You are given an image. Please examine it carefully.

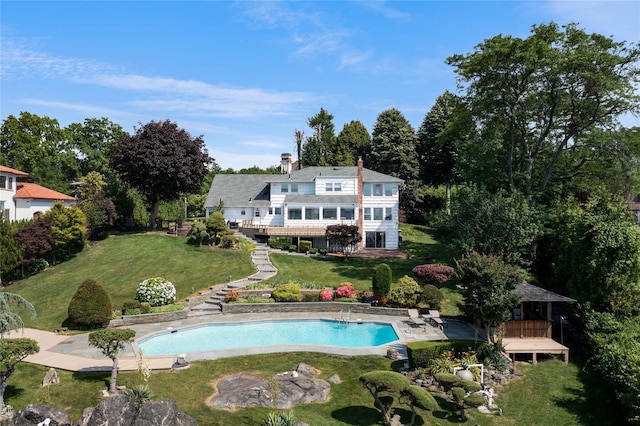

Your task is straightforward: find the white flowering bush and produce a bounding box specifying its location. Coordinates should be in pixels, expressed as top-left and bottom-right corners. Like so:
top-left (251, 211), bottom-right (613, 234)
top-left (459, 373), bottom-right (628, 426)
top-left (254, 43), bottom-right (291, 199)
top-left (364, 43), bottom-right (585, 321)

top-left (135, 277), bottom-right (176, 307)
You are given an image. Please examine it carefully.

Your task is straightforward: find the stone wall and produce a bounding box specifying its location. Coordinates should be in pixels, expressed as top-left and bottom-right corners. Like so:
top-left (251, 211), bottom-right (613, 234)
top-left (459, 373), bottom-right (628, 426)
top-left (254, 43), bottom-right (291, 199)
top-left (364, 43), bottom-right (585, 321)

top-left (221, 301), bottom-right (407, 316)
top-left (108, 308), bottom-right (188, 327)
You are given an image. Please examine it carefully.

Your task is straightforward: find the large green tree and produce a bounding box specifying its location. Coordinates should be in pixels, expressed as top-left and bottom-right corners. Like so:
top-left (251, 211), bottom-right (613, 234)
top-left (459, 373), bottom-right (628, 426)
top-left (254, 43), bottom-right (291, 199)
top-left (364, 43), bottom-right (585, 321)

top-left (447, 22), bottom-right (640, 200)
top-left (109, 119), bottom-right (213, 228)
top-left (45, 203), bottom-right (87, 262)
top-left (370, 108), bottom-right (419, 181)
top-left (301, 108), bottom-right (338, 166)
top-left (0, 338), bottom-right (39, 412)
top-left (66, 117), bottom-right (126, 179)
top-left (417, 91), bottom-right (476, 212)
top-left (88, 328), bottom-right (136, 393)
top-left (0, 112), bottom-right (77, 193)
top-left (0, 218), bottom-right (22, 284)
top-left (455, 252), bottom-right (525, 344)
top-left (336, 120), bottom-right (371, 166)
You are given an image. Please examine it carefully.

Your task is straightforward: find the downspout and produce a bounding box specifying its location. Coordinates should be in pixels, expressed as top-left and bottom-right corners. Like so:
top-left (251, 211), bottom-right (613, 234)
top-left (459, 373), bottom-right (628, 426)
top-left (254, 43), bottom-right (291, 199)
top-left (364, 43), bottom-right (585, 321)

top-left (357, 157), bottom-right (364, 250)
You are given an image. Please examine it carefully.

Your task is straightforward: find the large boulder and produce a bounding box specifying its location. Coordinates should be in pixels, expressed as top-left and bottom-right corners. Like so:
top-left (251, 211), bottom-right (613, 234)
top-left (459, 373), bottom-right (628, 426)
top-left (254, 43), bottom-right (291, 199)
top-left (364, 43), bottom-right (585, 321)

top-left (77, 394), bottom-right (197, 426)
top-left (5, 404), bottom-right (72, 426)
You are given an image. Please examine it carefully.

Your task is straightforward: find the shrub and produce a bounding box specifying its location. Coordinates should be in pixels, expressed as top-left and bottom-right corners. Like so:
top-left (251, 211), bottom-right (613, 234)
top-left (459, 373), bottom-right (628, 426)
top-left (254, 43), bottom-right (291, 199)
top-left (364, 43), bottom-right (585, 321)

top-left (389, 275), bottom-right (422, 307)
top-left (135, 277), bottom-right (176, 307)
top-left (122, 301), bottom-right (142, 315)
top-left (429, 351), bottom-right (457, 375)
top-left (421, 284), bottom-right (444, 310)
top-left (268, 237), bottom-right (293, 250)
top-left (318, 248), bottom-right (328, 255)
top-left (406, 340), bottom-right (478, 368)
top-left (464, 393), bottom-right (487, 407)
top-left (220, 235), bottom-right (238, 248)
top-left (288, 245), bottom-right (297, 252)
top-left (68, 279), bottom-right (113, 327)
top-left (25, 258), bottom-right (49, 274)
top-left (149, 304), bottom-right (184, 313)
top-left (299, 240), bottom-right (312, 253)
top-left (309, 247), bottom-right (318, 255)
top-left (272, 283), bottom-right (302, 302)
top-left (434, 372), bottom-right (461, 390)
top-left (303, 293), bottom-right (320, 302)
top-left (336, 283), bottom-right (356, 298)
top-left (372, 263), bottom-right (392, 303)
top-left (319, 289), bottom-right (334, 301)
top-left (140, 302), bottom-right (151, 314)
top-left (461, 380), bottom-right (482, 393)
top-left (246, 297), bottom-right (275, 303)
top-left (412, 263), bottom-right (454, 287)
top-left (225, 289), bottom-right (239, 302)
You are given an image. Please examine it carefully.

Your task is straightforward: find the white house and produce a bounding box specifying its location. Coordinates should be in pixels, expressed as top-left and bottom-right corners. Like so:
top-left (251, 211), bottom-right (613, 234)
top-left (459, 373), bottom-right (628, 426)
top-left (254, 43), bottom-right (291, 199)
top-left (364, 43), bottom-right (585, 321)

top-left (0, 165), bottom-right (76, 221)
top-left (204, 157), bottom-right (403, 250)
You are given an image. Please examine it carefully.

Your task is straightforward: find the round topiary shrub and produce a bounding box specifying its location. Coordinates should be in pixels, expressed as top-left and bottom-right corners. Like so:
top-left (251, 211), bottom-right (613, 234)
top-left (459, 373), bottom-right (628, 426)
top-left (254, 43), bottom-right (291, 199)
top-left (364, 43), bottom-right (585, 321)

top-left (464, 393), bottom-right (487, 407)
top-left (421, 284), bottom-right (444, 310)
top-left (135, 277), bottom-right (176, 307)
top-left (320, 288), bottom-right (334, 301)
top-left (272, 282), bottom-right (302, 302)
top-left (68, 279), bottom-right (113, 327)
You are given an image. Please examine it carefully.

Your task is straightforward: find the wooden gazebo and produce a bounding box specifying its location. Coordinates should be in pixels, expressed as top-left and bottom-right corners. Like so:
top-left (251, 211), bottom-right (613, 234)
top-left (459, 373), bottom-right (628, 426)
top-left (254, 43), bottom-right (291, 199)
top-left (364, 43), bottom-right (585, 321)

top-left (503, 283), bottom-right (576, 363)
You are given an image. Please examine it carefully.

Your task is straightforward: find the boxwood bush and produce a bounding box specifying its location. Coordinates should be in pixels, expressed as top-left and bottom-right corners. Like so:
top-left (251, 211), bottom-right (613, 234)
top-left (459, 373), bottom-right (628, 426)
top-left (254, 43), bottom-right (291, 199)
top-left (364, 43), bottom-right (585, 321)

top-left (68, 279), bottom-right (113, 327)
top-left (406, 340), bottom-right (479, 368)
top-left (272, 282), bottom-right (302, 302)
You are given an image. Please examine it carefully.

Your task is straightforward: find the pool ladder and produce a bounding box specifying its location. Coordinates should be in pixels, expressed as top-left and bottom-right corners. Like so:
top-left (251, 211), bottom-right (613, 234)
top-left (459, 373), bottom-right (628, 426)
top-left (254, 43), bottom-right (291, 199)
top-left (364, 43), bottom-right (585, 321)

top-left (336, 309), bottom-right (351, 324)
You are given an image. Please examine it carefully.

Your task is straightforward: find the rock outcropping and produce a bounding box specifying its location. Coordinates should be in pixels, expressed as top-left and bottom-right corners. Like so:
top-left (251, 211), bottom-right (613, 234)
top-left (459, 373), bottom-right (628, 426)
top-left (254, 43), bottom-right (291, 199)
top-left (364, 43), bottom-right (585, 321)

top-left (210, 363), bottom-right (331, 410)
top-left (6, 395), bottom-right (197, 426)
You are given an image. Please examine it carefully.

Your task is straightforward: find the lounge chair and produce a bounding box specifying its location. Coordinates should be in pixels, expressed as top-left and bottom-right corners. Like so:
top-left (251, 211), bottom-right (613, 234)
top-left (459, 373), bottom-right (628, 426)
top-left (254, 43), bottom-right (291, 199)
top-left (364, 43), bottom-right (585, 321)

top-left (423, 310), bottom-right (445, 328)
top-left (407, 309), bottom-right (427, 329)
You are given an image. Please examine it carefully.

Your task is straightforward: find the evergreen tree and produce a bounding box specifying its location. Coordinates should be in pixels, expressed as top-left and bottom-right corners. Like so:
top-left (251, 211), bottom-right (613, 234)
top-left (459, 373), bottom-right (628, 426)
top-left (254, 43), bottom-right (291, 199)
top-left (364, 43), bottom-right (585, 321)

top-left (370, 108), bottom-right (419, 181)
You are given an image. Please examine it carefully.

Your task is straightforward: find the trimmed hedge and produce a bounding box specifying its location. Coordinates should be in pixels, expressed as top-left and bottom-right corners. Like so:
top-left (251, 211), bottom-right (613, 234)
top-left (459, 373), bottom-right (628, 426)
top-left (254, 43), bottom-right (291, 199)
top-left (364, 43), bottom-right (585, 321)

top-left (406, 340), bottom-right (479, 368)
top-left (268, 237), bottom-right (293, 250)
top-left (272, 282), bottom-right (302, 302)
top-left (299, 240), bottom-right (312, 253)
top-left (68, 279), bottom-right (113, 327)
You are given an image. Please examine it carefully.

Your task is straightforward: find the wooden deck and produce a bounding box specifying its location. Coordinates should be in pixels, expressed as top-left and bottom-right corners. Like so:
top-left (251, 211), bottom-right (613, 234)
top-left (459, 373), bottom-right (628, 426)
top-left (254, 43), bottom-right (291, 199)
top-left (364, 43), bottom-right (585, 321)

top-left (503, 337), bottom-right (569, 364)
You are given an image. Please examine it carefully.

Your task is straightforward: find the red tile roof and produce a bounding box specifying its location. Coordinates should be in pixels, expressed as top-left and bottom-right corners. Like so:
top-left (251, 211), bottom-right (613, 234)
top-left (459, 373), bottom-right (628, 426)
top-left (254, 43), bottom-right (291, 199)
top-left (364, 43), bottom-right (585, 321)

top-left (0, 165), bottom-right (29, 176)
top-left (15, 182), bottom-right (75, 201)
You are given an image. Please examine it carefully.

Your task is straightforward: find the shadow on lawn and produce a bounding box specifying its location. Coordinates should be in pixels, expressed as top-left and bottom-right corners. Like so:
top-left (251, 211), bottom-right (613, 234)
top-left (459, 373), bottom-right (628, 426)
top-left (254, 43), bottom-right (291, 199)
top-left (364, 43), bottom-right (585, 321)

top-left (551, 366), bottom-right (626, 426)
top-left (332, 406), bottom-right (428, 425)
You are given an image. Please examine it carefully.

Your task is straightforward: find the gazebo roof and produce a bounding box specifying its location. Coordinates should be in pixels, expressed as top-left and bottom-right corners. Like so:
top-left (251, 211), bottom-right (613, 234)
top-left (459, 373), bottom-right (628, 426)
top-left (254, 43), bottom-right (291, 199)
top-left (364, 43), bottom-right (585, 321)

top-left (514, 283), bottom-right (576, 303)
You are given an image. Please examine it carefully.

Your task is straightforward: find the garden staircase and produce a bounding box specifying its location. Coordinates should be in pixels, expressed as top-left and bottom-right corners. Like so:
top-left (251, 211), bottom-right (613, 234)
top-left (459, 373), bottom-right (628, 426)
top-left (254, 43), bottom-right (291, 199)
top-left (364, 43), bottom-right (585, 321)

top-left (188, 237), bottom-right (277, 316)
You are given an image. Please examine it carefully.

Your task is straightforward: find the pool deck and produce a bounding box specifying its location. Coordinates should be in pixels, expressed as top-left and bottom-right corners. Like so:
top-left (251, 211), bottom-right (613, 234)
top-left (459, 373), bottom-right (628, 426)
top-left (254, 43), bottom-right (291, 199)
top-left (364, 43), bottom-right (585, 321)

top-left (4, 312), bottom-right (481, 373)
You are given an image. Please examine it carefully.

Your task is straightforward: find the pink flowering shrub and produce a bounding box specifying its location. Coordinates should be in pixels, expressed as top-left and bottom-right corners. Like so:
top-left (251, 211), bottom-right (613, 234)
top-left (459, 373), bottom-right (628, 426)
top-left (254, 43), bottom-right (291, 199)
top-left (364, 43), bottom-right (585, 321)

top-left (319, 289), bottom-right (334, 301)
top-left (412, 264), bottom-right (454, 287)
top-left (335, 283), bottom-right (356, 298)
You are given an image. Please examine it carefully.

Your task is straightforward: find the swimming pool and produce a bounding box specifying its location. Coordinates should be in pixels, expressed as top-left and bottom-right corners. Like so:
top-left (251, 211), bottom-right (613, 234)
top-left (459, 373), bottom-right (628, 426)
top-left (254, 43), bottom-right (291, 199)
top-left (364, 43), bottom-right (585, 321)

top-left (137, 319), bottom-right (399, 356)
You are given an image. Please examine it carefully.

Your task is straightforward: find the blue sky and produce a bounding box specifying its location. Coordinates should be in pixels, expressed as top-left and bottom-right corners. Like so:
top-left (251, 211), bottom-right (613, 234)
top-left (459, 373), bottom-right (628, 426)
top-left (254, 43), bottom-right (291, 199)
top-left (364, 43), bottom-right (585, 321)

top-left (2, 1), bottom-right (639, 170)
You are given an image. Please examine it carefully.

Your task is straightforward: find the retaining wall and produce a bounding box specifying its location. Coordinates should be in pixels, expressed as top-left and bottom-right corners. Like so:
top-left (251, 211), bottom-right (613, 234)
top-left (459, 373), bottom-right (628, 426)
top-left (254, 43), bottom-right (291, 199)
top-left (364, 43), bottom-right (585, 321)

top-left (221, 301), bottom-right (407, 316)
top-left (108, 308), bottom-right (188, 327)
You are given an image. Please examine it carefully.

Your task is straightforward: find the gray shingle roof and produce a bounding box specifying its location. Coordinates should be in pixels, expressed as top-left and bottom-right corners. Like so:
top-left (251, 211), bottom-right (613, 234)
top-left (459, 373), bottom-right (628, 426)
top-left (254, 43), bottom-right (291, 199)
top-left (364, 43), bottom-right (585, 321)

top-left (205, 174), bottom-right (278, 208)
top-left (268, 166), bottom-right (403, 183)
top-left (513, 283), bottom-right (576, 303)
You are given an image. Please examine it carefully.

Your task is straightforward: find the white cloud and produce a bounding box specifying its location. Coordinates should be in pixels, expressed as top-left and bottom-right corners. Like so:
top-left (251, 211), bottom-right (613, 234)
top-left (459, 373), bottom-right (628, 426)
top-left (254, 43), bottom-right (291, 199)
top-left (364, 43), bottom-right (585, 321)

top-left (358, 1), bottom-right (411, 20)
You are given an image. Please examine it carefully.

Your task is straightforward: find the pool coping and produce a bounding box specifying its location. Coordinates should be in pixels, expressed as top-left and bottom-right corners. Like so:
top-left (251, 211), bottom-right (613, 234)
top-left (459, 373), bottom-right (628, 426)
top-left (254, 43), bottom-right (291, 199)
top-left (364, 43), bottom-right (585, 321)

top-left (133, 317), bottom-right (406, 361)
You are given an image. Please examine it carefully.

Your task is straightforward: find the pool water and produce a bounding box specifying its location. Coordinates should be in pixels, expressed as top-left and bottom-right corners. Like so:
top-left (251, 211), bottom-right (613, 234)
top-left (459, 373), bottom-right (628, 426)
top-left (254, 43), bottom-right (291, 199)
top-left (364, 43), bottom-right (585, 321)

top-left (138, 319), bottom-right (399, 356)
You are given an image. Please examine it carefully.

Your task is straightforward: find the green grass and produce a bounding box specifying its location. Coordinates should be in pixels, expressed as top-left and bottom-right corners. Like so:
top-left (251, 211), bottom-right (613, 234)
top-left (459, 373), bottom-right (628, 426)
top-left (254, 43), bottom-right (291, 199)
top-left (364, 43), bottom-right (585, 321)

top-left (6, 356), bottom-right (619, 425)
top-left (2, 233), bottom-right (255, 330)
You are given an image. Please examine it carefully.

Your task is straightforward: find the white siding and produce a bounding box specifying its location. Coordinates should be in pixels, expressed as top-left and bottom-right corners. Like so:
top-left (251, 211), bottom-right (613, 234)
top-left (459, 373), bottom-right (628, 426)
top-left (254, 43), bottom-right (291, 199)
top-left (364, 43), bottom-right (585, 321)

top-left (14, 199), bottom-right (74, 221)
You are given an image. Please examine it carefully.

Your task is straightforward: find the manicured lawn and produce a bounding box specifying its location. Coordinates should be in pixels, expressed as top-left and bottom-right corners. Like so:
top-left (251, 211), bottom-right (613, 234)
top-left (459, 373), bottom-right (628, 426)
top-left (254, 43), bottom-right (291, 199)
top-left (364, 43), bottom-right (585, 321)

top-left (6, 356), bottom-right (619, 425)
top-left (2, 233), bottom-right (255, 330)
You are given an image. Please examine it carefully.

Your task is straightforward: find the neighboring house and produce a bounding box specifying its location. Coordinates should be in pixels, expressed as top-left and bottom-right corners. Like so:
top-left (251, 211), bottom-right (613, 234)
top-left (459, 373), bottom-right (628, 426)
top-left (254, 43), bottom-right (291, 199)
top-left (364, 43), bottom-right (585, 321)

top-left (204, 157), bottom-right (403, 250)
top-left (0, 165), bottom-right (76, 221)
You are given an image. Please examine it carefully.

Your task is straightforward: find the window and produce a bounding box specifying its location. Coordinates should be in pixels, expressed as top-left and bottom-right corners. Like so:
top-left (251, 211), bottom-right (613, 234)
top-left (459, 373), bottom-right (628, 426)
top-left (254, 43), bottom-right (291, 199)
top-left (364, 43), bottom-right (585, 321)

top-left (268, 207), bottom-right (273, 215)
top-left (274, 207), bottom-right (282, 215)
top-left (365, 232), bottom-right (386, 248)
top-left (363, 184), bottom-right (371, 196)
top-left (305, 207), bottom-right (319, 220)
top-left (384, 184), bottom-right (393, 196)
top-left (241, 209), bottom-right (246, 215)
top-left (364, 207), bottom-right (371, 221)
top-left (8, 177), bottom-right (13, 190)
top-left (288, 208), bottom-right (302, 220)
top-left (334, 182), bottom-right (341, 192)
top-left (340, 207), bottom-right (354, 220)
top-left (323, 207), bottom-right (337, 219)
top-left (0, 176), bottom-right (6, 189)
top-left (291, 183), bottom-right (298, 193)
top-left (281, 184), bottom-right (288, 193)
top-left (385, 207), bottom-right (393, 221)
top-left (325, 183), bottom-right (333, 192)
top-left (255, 210), bottom-right (260, 217)
top-left (373, 208), bottom-right (383, 220)
top-left (373, 184), bottom-right (383, 196)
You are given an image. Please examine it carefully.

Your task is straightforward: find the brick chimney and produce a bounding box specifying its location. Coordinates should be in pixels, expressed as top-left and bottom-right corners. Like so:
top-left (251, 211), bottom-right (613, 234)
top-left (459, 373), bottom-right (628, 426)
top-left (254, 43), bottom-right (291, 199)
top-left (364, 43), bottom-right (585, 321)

top-left (357, 156), bottom-right (364, 249)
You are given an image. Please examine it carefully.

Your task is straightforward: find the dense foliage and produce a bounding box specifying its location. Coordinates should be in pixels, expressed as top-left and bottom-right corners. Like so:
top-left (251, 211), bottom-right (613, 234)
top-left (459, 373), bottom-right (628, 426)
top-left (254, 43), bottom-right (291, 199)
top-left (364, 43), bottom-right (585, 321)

top-left (0, 292), bottom-right (36, 335)
top-left (372, 263), bottom-right (392, 303)
top-left (0, 338), bottom-right (39, 412)
top-left (135, 277), bottom-right (177, 307)
top-left (88, 328), bottom-right (136, 392)
top-left (411, 263), bottom-right (454, 287)
top-left (67, 279), bottom-right (113, 327)
top-left (325, 224), bottom-right (361, 258)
